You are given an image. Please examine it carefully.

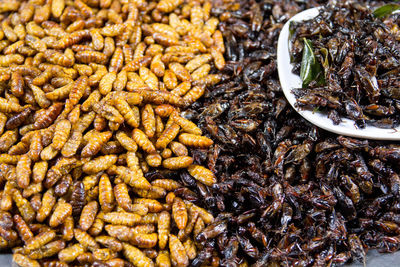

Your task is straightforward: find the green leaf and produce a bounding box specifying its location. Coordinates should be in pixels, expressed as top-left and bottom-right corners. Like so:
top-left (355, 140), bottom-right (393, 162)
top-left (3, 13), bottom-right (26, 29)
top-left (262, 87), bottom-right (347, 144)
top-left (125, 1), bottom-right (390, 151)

top-left (373, 4), bottom-right (400, 18)
top-left (300, 38), bottom-right (325, 88)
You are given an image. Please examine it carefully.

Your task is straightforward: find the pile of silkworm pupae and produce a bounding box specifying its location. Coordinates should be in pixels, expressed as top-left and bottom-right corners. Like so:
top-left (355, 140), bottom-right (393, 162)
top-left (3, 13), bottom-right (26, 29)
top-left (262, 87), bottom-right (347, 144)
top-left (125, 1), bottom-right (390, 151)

top-left (0, 0), bottom-right (226, 266)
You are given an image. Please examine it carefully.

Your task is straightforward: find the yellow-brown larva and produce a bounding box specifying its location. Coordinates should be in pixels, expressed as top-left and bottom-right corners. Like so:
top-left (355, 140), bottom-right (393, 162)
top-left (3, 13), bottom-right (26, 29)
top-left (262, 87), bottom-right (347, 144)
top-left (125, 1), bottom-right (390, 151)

top-left (99, 72), bottom-right (117, 96)
top-left (133, 185), bottom-right (166, 200)
top-left (36, 188), bottom-right (56, 222)
top-left (169, 62), bottom-right (192, 82)
top-left (68, 104), bottom-right (81, 125)
top-left (155, 115), bottom-right (164, 138)
top-left (74, 228), bottom-right (99, 251)
top-left (182, 84), bottom-right (206, 104)
top-left (4, 40), bottom-right (24, 56)
top-left (172, 111), bottom-right (202, 135)
top-left (92, 248), bottom-right (117, 261)
top-left (0, 130), bottom-right (18, 153)
top-left (178, 133), bottom-right (213, 148)
top-left (155, 104), bottom-right (175, 118)
top-left (95, 235), bottom-right (123, 252)
top-left (114, 70), bottom-right (128, 91)
top-left (74, 64), bottom-right (93, 77)
top-left (123, 44), bottom-right (134, 63)
top-left (185, 54), bottom-right (212, 73)
top-left (123, 56), bottom-right (152, 72)
top-left (109, 47), bottom-right (124, 73)
top-left (13, 253), bottom-right (40, 267)
top-left (89, 64), bottom-right (108, 86)
top-left (25, 34), bottom-right (47, 53)
top-left (157, 0), bottom-right (184, 13)
top-left (27, 240), bottom-right (67, 260)
top-left (112, 165), bottom-right (150, 190)
top-left (156, 250), bottom-right (171, 267)
top-left (129, 204), bottom-right (149, 217)
top-left (194, 73), bottom-right (222, 87)
top-left (123, 243), bottom-right (154, 267)
top-left (155, 123), bottom-right (180, 149)
top-left (99, 174), bottom-right (114, 213)
top-left (132, 129), bottom-right (156, 154)
top-left (25, 230), bottom-right (57, 253)
top-left (58, 243), bottom-right (85, 263)
top-left (81, 131), bottom-right (112, 158)
top-left (51, 0), bottom-right (65, 18)
top-left (183, 238), bottom-right (197, 260)
top-left (134, 198), bottom-right (163, 213)
top-left (145, 153), bottom-right (162, 168)
top-left (49, 201), bottom-right (72, 228)
top-left (213, 30), bottom-right (225, 53)
top-left (153, 33), bottom-right (180, 48)
top-left (69, 75), bottom-right (88, 106)
top-left (0, 113), bottom-right (7, 135)
top-left (210, 45), bottom-right (226, 70)
top-left (45, 83), bottom-right (72, 101)
top-left (131, 233), bottom-right (158, 249)
top-left (150, 53), bottom-right (165, 77)
top-left (191, 63), bottom-right (211, 80)
top-left (113, 183), bottom-right (134, 213)
top-left (161, 148), bottom-right (172, 159)
top-left (152, 23), bottom-right (180, 40)
top-left (13, 214), bottom-right (34, 243)
top-left (9, 141), bottom-right (29, 156)
top-left (116, 131), bottom-right (138, 152)
top-left (178, 210), bottom-right (199, 241)
top-left (44, 49), bottom-right (75, 67)
top-left (92, 103), bottom-right (124, 124)
top-left (79, 201), bottom-right (99, 231)
top-left (113, 99), bottom-right (140, 128)
top-left (163, 156), bottom-right (193, 170)
top-left (32, 161), bottom-right (48, 183)
top-left (82, 155), bottom-right (118, 174)
top-left (90, 29), bottom-right (104, 51)
top-left (100, 24), bottom-right (125, 37)
top-left (103, 212), bottom-right (142, 227)
top-left (139, 66), bottom-right (159, 91)
top-left (169, 141), bottom-right (188, 157)
top-left (52, 119), bottom-right (71, 150)
top-left (0, 98), bottom-right (24, 113)
top-left (103, 36), bottom-right (115, 58)
top-left (145, 44), bottom-right (164, 57)
top-left (187, 165), bottom-right (217, 186)
top-left (163, 69), bottom-right (178, 90)
top-left (169, 234), bottom-right (189, 267)
top-left (88, 217), bottom-right (104, 237)
top-left (167, 81), bottom-right (191, 98)
top-left (75, 51), bottom-right (107, 64)
top-left (16, 154), bottom-right (31, 189)
top-left (62, 216), bottom-right (75, 241)
top-left (133, 42), bottom-right (147, 60)
top-left (172, 197), bottom-right (188, 230)
top-left (141, 104), bottom-right (156, 139)
top-left (157, 211), bottom-right (170, 250)
top-left (105, 225), bottom-right (134, 242)
top-left (61, 130), bottom-right (83, 158)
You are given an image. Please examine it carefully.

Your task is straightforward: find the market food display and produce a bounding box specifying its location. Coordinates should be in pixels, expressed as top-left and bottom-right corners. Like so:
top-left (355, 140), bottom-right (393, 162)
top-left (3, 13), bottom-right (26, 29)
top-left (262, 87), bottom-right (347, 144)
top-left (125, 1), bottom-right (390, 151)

top-left (0, 0), bottom-right (399, 266)
top-left (290, 2), bottom-right (400, 129)
top-left (0, 0), bottom-right (224, 266)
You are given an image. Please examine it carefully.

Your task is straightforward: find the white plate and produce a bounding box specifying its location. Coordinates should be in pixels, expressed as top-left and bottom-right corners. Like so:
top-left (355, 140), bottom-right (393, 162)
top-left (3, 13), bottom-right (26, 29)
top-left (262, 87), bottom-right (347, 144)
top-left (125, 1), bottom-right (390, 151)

top-left (277, 7), bottom-right (400, 140)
